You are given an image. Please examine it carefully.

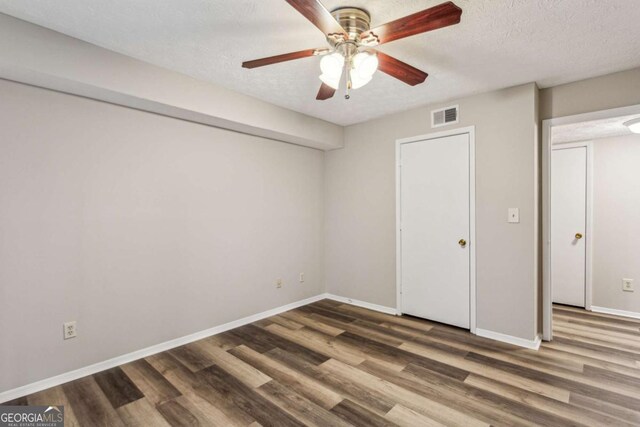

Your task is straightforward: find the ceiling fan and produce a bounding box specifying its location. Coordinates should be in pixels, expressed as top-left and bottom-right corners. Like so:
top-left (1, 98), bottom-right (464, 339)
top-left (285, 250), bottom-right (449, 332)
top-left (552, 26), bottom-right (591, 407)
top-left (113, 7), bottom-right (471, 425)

top-left (242, 0), bottom-right (462, 100)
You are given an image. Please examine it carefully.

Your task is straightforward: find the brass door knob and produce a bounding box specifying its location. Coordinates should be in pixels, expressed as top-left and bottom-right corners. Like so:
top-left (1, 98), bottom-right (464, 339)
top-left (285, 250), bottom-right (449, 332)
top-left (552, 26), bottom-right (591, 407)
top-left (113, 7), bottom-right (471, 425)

top-left (458, 239), bottom-right (467, 247)
top-left (575, 233), bottom-right (583, 240)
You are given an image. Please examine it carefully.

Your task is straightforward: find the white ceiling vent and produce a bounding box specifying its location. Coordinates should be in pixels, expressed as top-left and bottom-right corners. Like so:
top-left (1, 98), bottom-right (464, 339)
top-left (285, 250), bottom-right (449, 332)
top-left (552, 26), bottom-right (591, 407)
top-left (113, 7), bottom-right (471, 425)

top-left (432, 105), bottom-right (459, 128)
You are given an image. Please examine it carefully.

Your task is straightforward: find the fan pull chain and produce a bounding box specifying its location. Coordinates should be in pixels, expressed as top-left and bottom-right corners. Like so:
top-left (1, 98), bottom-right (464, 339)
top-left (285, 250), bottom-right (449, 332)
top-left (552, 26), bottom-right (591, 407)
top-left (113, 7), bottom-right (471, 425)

top-left (345, 59), bottom-right (352, 100)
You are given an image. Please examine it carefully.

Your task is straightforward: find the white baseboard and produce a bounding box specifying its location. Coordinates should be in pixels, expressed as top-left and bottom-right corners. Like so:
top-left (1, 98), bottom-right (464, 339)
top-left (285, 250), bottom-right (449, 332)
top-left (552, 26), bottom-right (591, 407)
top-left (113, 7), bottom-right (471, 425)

top-left (324, 293), bottom-right (398, 316)
top-left (0, 294), bottom-right (326, 404)
top-left (326, 295), bottom-right (544, 351)
top-left (476, 328), bottom-right (542, 350)
top-left (591, 306), bottom-right (640, 320)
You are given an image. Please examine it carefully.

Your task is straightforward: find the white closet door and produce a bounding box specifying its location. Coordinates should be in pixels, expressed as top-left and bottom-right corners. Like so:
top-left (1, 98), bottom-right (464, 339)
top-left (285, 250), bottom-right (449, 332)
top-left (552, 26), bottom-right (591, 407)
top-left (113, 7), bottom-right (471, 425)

top-left (552, 146), bottom-right (587, 307)
top-left (400, 133), bottom-right (470, 329)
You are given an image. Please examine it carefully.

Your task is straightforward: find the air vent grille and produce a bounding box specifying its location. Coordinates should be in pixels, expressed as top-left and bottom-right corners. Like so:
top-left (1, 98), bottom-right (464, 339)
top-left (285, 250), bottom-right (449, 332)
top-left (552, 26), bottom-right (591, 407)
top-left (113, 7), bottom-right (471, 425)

top-left (432, 105), bottom-right (459, 128)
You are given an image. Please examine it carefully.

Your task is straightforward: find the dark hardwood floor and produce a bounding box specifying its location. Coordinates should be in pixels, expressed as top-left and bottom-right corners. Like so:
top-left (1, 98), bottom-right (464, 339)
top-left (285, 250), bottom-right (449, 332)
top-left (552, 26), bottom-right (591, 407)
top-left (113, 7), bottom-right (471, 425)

top-left (3, 301), bottom-right (640, 426)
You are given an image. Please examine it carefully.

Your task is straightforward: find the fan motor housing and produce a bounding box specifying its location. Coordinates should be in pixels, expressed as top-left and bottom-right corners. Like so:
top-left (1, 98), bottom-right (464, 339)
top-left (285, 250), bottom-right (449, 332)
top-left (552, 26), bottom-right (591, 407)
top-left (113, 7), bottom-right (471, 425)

top-left (329, 7), bottom-right (371, 45)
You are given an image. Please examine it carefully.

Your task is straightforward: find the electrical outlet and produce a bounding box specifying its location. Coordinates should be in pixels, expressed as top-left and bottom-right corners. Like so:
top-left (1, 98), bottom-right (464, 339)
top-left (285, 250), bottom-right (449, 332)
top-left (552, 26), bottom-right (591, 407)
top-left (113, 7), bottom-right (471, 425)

top-left (63, 321), bottom-right (77, 340)
top-left (623, 278), bottom-right (634, 292)
top-left (299, 273), bottom-right (305, 283)
top-left (276, 278), bottom-right (283, 289)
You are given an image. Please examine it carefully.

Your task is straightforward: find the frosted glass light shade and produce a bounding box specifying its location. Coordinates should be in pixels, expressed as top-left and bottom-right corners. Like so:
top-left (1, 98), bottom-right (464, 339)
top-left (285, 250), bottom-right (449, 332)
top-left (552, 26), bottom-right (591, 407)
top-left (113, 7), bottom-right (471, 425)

top-left (320, 53), bottom-right (345, 78)
top-left (353, 52), bottom-right (379, 78)
top-left (350, 71), bottom-right (372, 89)
top-left (319, 73), bottom-right (341, 90)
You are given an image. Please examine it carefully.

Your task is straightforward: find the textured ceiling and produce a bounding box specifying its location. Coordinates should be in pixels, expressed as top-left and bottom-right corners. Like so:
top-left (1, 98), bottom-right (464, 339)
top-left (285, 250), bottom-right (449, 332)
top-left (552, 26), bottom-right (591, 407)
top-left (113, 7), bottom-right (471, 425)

top-left (552, 114), bottom-right (640, 144)
top-left (1, 0), bottom-right (639, 126)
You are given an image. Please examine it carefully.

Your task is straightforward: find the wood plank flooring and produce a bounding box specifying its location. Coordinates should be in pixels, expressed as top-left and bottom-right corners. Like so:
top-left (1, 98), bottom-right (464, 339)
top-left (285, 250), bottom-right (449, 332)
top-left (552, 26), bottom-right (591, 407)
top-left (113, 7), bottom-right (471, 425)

top-left (3, 302), bottom-right (640, 426)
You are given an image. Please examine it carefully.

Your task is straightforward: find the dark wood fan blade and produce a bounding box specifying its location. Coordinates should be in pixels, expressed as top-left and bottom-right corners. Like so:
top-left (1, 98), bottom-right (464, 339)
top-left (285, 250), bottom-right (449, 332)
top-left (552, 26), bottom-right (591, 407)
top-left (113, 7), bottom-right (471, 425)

top-left (242, 49), bottom-right (321, 69)
top-left (362, 1), bottom-right (462, 45)
top-left (285, 0), bottom-right (347, 37)
top-left (376, 51), bottom-right (428, 86)
top-left (316, 83), bottom-right (336, 100)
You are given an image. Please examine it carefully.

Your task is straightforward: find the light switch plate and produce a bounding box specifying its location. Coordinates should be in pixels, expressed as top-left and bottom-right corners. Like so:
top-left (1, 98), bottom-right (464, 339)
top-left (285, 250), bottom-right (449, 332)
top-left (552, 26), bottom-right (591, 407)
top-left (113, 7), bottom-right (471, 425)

top-left (508, 208), bottom-right (520, 223)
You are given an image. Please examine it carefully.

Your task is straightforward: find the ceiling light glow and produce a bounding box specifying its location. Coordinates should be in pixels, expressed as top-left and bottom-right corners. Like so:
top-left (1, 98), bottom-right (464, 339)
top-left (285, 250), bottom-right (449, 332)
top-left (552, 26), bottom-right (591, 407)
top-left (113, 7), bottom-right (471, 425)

top-left (320, 53), bottom-right (344, 79)
top-left (319, 52), bottom-right (345, 90)
top-left (624, 118), bottom-right (640, 134)
top-left (349, 52), bottom-right (378, 90)
top-left (319, 72), bottom-right (341, 90)
top-left (353, 52), bottom-right (379, 78)
top-left (350, 72), bottom-right (372, 89)
top-left (318, 50), bottom-right (379, 92)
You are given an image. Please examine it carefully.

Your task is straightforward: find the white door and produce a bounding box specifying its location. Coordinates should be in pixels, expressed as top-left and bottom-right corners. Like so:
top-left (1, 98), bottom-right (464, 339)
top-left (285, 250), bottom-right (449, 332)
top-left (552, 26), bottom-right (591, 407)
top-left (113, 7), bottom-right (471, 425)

top-left (552, 146), bottom-right (587, 307)
top-left (400, 133), bottom-right (471, 329)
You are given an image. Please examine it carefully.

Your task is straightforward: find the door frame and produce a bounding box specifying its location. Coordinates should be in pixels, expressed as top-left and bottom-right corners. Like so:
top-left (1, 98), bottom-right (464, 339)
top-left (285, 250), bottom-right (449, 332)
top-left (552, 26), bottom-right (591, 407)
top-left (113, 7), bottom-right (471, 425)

top-left (550, 141), bottom-right (593, 312)
top-left (542, 104), bottom-right (640, 341)
top-left (396, 126), bottom-right (477, 333)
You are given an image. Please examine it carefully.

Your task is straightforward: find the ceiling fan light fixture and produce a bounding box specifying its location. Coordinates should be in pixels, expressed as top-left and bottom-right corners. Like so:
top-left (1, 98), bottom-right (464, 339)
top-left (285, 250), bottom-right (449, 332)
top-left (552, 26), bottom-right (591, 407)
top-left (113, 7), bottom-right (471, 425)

top-left (242, 1), bottom-right (461, 100)
top-left (624, 118), bottom-right (640, 134)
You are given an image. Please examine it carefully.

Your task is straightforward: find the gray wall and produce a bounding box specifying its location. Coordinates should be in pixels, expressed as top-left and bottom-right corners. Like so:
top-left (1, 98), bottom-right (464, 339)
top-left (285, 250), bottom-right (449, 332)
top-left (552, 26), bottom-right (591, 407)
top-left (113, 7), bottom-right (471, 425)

top-left (0, 79), bottom-right (325, 393)
top-left (0, 13), bottom-right (344, 150)
top-left (592, 134), bottom-right (640, 312)
top-left (324, 83), bottom-right (540, 341)
top-left (540, 68), bottom-right (640, 120)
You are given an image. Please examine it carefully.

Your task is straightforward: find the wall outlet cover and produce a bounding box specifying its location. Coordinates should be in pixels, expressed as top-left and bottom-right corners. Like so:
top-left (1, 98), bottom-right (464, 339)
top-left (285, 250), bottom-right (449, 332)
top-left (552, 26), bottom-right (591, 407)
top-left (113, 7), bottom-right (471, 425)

top-left (63, 321), bottom-right (77, 340)
top-left (623, 278), bottom-right (634, 292)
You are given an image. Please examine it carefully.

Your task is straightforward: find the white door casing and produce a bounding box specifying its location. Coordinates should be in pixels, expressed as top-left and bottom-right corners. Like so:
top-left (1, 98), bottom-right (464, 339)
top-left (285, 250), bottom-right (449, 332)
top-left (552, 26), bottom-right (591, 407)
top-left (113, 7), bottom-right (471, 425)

top-left (551, 146), bottom-right (587, 307)
top-left (397, 130), bottom-right (474, 330)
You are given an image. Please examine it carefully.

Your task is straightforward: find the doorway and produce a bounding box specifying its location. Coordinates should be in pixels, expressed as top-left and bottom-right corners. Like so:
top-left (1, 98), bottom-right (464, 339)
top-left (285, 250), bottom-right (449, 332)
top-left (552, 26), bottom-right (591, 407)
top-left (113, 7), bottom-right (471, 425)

top-left (542, 105), bottom-right (640, 341)
top-left (396, 126), bottom-right (476, 332)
